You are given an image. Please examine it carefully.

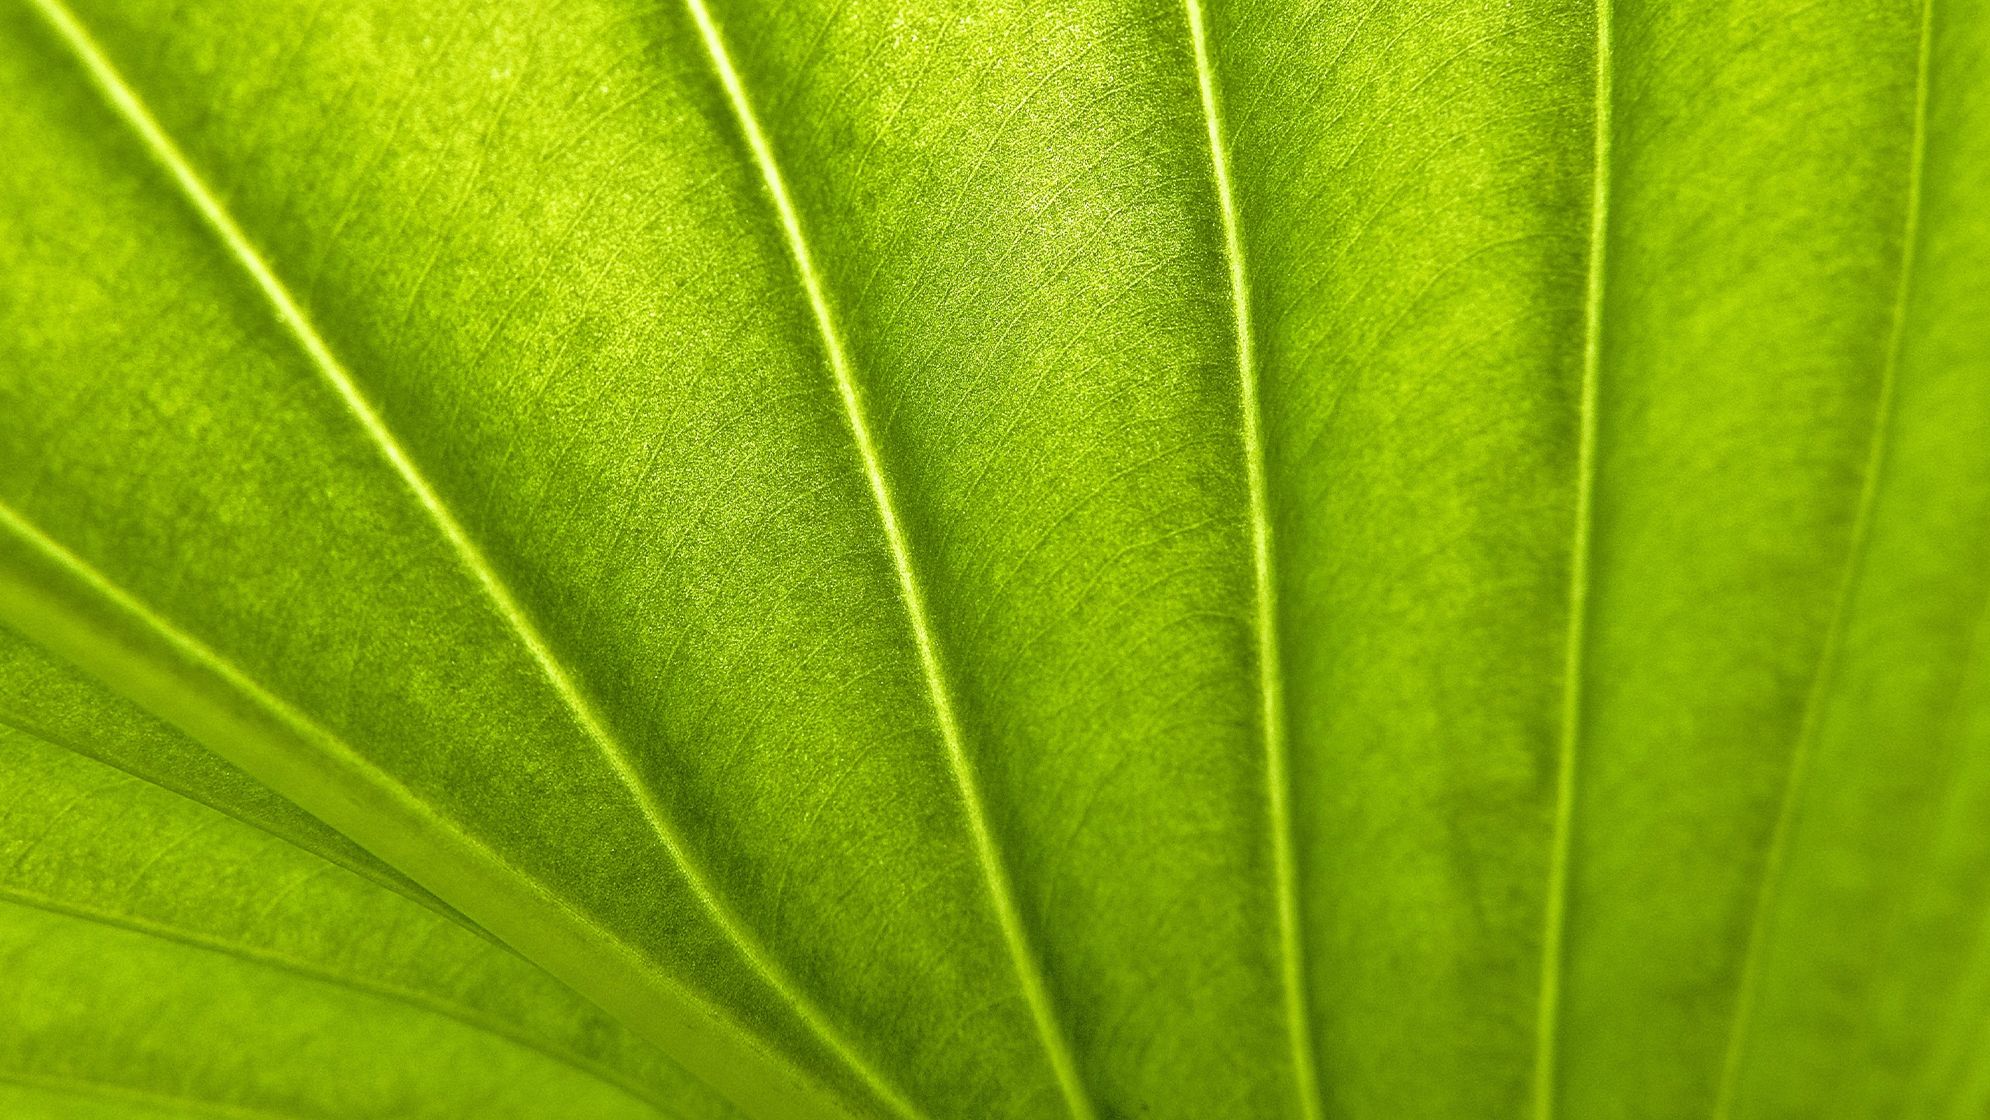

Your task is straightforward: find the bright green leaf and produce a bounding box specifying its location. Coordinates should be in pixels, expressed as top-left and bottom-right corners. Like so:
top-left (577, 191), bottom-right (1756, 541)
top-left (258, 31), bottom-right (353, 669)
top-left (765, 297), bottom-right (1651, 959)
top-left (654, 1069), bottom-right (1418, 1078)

top-left (0, 720), bottom-right (741, 1119)
top-left (0, 0), bottom-right (1985, 1118)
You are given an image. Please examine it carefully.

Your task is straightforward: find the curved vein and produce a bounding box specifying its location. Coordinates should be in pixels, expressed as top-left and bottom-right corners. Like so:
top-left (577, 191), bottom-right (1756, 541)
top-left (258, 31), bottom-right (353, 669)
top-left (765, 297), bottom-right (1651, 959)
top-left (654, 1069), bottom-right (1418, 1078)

top-left (1181, 4), bottom-right (1323, 1118)
top-left (1534, 4), bottom-right (1613, 1117)
top-left (1708, 4), bottom-right (1935, 1114)
top-left (0, 884), bottom-right (678, 1119)
top-left (0, 706), bottom-right (464, 927)
top-left (0, 496), bottom-right (859, 1120)
top-left (19, 2), bottom-right (913, 1116)
top-left (677, 4), bottom-right (1097, 1119)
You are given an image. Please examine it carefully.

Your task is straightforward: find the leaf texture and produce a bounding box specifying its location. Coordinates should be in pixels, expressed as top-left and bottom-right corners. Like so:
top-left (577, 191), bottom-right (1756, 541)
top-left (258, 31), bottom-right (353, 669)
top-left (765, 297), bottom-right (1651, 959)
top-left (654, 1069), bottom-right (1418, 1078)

top-left (0, 0), bottom-right (1985, 1118)
top-left (0, 721), bottom-right (740, 1120)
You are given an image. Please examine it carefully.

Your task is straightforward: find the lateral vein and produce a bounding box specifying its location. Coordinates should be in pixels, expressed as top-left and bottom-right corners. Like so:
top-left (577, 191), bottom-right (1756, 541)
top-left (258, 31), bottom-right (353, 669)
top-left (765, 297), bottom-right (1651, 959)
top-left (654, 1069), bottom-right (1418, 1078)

top-left (0, 496), bottom-right (831, 1115)
top-left (678, 4), bottom-right (1097, 1119)
top-left (1708, 3), bottom-right (1935, 1114)
top-left (21, 3), bottom-right (898, 1115)
top-left (0, 707), bottom-right (463, 924)
top-left (1181, 4), bottom-right (1323, 1118)
top-left (0, 883), bottom-right (678, 1118)
top-left (1534, 4), bottom-right (1613, 1118)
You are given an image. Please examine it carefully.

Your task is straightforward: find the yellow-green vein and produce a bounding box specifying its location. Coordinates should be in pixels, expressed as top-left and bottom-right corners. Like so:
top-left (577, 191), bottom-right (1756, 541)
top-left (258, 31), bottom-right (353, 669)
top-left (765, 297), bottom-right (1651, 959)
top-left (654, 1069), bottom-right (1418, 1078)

top-left (678, 5), bottom-right (1098, 1119)
top-left (0, 881), bottom-right (675, 1118)
top-left (1534, 2), bottom-right (1612, 1117)
top-left (0, 495), bottom-right (858, 1120)
top-left (1181, 3), bottom-right (1324, 1118)
top-left (19, 3), bottom-right (903, 1115)
top-left (1708, 2), bottom-right (1935, 1114)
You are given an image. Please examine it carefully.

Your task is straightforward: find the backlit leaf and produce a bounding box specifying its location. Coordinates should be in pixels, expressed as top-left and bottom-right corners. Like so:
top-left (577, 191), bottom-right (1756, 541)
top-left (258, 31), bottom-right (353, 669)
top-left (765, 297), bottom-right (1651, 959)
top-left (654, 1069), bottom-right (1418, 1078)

top-left (0, 0), bottom-right (1985, 1117)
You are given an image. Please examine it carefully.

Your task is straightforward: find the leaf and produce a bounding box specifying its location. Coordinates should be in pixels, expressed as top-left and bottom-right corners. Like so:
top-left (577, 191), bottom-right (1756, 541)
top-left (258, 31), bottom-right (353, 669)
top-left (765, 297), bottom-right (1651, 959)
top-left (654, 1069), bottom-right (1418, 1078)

top-left (0, 626), bottom-right (453, 914)
top-left (0, 0), bottom-right (1985, 1118)
top-left (0, 718), bottom-right (742, 1119)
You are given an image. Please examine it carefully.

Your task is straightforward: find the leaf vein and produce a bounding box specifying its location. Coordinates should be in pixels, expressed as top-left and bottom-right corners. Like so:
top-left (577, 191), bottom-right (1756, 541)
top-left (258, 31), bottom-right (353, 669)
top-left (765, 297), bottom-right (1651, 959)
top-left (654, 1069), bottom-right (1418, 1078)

top-left (1708, 3), bottom-right (1936, 1113)
top-left (20, 5), bottom-right (882, 1115)
top-left (0, 496), bottom-right (840, 1120)
top-left (1533, 3), bottom-right (1613, 1116)
top-left (0, 883), bottom-right (679, 1118)
top-left (679, 5), bottom-right (1096, 1119)
top-left (1180, 5), bottom-right (1323, 1118)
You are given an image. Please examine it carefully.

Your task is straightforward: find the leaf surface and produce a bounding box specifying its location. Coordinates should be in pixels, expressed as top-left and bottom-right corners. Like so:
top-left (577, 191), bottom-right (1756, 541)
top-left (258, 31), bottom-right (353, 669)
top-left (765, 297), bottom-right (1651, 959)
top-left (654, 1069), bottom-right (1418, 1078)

top-left (0, 0), bottom-right (1986, 1118)
top-left (0, 720), bottom-right (741, 1120)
